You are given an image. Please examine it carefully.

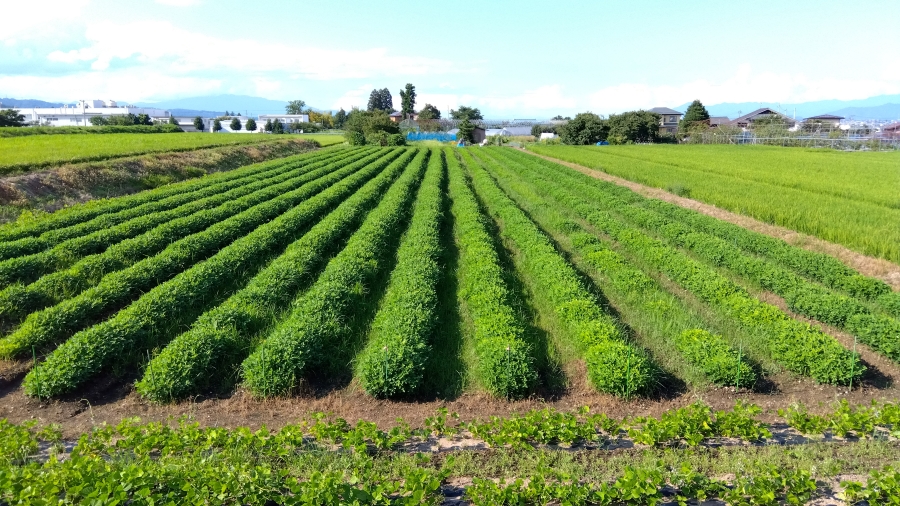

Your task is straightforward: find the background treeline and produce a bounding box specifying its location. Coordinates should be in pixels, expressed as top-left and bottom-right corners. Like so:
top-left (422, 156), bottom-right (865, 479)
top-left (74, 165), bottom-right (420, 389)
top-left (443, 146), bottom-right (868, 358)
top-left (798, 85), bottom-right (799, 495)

top-left (553, 110), bottom-right (673, 145)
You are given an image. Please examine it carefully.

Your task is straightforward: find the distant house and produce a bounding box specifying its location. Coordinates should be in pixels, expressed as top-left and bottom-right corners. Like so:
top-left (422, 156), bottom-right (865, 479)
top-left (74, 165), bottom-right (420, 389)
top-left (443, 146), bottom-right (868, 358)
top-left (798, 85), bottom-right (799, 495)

top-left (389, 112), bottom-right (403, 123)
top-left (803, 114), bottom-right (844, 128)
top-left (730, 108), bottom-right (796, 129)
top-left (883, 122), bottom-right (900, 139)
top-left (648, 107), bottom-right (684, 134)
top-left (708, 116), bottom-right (731, 128)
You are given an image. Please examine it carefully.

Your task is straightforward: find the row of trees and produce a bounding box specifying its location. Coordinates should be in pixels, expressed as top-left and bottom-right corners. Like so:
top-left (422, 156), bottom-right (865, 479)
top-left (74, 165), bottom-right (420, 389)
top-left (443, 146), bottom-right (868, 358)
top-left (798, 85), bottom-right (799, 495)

top-left (554, 110), bottom-right (663, 145)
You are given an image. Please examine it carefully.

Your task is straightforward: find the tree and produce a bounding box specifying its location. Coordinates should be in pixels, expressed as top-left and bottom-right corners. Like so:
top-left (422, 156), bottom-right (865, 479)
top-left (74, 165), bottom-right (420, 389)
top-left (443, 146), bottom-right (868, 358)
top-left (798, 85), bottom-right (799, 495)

top-left (417, 103), bottom-right (441, 120)
top-left (89, 116), bottom-right (109, 126)
top-left (168, 115), bottom-right (178, 125)
top-left (679, 100), bottom-right (709, 130)
top-left (0, 109), bottom-right (26, 127)
top-left (245, 118), bottom-right (257, 132)
top-left (308, 111), bottom-right (334, 128)
top-left (285, 100), bottom-right (307, 115)
top-left (136, 114), bottom-right (152, 126)
top-left (367, 88), bottom-right (394, 112)
top-left (343, 109), bottom-right (399, 144)
top-left (450, 106), bottom-right (483, 121)
top-left (212, 118), bottom-right (222, 132)
top-left (335, 108), bottom-right (347, 129)
top-left (193, 117), bottom-right (205, 131)
top-left (457, 117), bottom-right (475, 144)
top-left (230, 118), bottom-right (242, 131)
top-left (531, 124), bottom-right (557, 139)
top-left (264, 119), bottom-right (273, 132)
top-left (399, 83), bottom-right (416, 119)
top-left (552, 115), bottom-right (572, 121)
top-left (559, 112), bottom-right (608, 145)
top-left (272, 119), bottom-right (284, 134)
top-left (607, 110), bottom-right (661, 144)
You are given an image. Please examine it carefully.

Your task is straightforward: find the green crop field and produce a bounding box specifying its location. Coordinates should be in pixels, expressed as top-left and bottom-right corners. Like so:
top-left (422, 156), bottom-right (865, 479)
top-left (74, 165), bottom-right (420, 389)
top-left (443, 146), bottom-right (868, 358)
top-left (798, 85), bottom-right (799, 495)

top-left (0, 146), bottom-right (896, 404)
top-left (1, 145), bottom-right (900, 503)
top-left (0, 132), bottom-right (344, 173)
top-left (528, 144), bottom-right (900, 264)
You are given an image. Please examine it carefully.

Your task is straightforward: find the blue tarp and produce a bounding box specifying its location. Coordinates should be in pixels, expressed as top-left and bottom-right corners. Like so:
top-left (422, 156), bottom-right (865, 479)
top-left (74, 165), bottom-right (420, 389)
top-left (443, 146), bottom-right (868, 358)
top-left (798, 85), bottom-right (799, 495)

top-left (406, 131), bottom-right (457, 142)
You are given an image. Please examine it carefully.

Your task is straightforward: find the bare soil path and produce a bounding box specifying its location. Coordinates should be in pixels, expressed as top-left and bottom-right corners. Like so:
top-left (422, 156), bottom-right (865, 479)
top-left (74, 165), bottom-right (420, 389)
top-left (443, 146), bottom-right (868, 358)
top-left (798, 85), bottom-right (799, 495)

top-left (518, 148), bottom-right (900, 290)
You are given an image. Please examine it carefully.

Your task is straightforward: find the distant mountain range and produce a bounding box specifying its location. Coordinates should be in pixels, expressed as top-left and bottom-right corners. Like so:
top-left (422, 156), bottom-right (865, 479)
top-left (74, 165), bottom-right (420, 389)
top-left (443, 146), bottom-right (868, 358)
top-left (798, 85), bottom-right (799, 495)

top-left (137, 94), bottom-right (293, 116)
top-left (5, 93), bottom-right (899, 121)
top-left (678, 94), bottom-right (900, 120)
top-left (0, 98), bottom-right (68, 108)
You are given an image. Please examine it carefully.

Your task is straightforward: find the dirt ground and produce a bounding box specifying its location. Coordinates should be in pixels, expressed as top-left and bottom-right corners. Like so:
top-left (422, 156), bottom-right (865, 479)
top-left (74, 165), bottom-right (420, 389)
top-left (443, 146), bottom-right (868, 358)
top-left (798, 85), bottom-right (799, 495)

top-left (2, 357), bottom-right (899, 438)
top-left (519, 148), bottom-right (900, 291)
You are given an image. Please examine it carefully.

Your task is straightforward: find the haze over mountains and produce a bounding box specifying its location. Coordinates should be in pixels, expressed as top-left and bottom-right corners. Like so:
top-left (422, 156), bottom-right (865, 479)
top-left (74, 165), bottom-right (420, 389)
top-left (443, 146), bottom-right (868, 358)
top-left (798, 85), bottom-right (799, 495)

top-left (676, 94), bottom-right (900, 120)
top-left (3, 94), bottom-right (899, 121)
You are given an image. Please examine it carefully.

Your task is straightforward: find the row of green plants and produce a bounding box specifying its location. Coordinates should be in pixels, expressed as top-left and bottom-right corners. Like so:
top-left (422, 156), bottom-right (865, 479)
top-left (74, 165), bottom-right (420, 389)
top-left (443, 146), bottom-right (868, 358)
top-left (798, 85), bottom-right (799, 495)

top-left (638, 195), bottom-right (895, 305)
top-left (0, 148), bottom-right (346, 263)
top-left (0, 124), bottom-right (185, 138)
top-left (0, 148), bottom-right (334, 243)
top-left (465, 465), bottom-right (819, 506)
top-left (498, 148), bottom-right (900, 365)
top-left (0, 149), bottom-right (397, 361)
top-left (241, 149), bottom-right (431, 397)
top-left (356, 151), bottom-right (446, 398)
top-left (0, 149), bottom-right (358, 288)
top-left (0, 149), bottom-right (373, 326)
top-left (137, 149), bottom-right (420, 402)
top-left (4, 400), bottom-right (898, 461)
top-left (496, 149), bottom-right (863, 385)
top-left (444, 150), bottom-right (537, 398)
top-left (527, 144), bottom-right (900, 264)
top-left (462, 150), bottom-right (656, 397)
top-left (573, 183), bottom-right (900, 364)
top-left (3, 401), bottom-right (900, 504)
top-left (779, 399), bottom-right (900, 438)
top-left (21, 150), bottom-right (406, 398)
top-left (482, 148), bottom-right (756, 388)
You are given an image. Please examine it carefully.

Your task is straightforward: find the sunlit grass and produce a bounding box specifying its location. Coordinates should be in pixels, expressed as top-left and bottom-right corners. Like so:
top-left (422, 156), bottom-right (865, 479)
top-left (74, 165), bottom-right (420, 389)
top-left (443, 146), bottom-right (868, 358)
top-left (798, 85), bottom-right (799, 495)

top-left (0, 133), bottom-right (343, 172)
top-left (529, 144), bottom-right (900, 264)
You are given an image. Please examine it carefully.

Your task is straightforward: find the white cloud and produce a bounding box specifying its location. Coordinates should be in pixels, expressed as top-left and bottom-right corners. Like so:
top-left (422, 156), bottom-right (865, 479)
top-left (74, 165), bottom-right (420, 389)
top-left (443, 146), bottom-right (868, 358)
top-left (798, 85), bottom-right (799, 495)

top-left (331, 84), bottom-right (374, 110)
top-left (3, 0), bottom-right (90, 40)
top-left (46, 20), bottom-right (456, 80)
top-left (0, 71), bottom-right (223, 103)
top-left (155, 0), bottom-right (202, 5)
top-left (588, 64), bottom-right (900, 114)
top-left (477, 85), bottom-right (576, 112)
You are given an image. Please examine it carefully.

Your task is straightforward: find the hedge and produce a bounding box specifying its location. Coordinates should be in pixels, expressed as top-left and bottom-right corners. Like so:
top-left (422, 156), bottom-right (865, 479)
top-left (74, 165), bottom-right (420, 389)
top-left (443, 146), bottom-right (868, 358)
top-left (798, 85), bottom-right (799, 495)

top-left (136, 149), bottom-right (420, 402)
top-left (2, 149), bottom-right (396, 362)
top-left (241, 149), bottom-right (430, 397)
top-left (461, 149), bottom-right (655, 397)
top-left (0, 149), bottom-right (374, 324)
top-left (355, 149), bottom-right (445, 398)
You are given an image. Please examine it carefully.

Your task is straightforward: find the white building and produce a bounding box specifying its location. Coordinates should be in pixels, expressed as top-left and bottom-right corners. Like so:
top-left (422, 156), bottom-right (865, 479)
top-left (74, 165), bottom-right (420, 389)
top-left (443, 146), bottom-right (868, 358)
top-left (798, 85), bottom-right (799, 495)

top-left (257, 114), bottom-right (310, 130)
top-left (211, 116), bottom-right (261, 133)
top-left (13, 99), bottom-right (171, 127)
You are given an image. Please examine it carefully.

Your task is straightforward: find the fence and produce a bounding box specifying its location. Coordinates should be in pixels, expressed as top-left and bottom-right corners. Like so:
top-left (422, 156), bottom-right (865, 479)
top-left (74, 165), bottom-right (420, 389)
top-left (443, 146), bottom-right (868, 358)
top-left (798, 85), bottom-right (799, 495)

top-left (406, 131), bottom-right (457, 142)
top-left (689, 132), bottom-right (900, 150)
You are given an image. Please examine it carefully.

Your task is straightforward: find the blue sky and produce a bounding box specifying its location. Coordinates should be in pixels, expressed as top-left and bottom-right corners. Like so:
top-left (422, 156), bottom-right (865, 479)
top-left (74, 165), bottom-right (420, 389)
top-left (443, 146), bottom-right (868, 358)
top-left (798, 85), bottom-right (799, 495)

top-left (3, 0), bottom-right (899, 117)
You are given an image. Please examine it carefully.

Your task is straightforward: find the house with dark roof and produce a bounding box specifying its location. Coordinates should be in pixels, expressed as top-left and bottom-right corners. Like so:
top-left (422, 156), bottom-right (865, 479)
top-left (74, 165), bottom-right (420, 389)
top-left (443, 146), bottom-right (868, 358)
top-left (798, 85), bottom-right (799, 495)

top-left (803, 114), bottom-right (844, 128)
top-left (649, 107), bottom-right (683, 134)
top-left (882, 122), bottom-right (900, 139)
top-left (708, 116), bottom-right (731, 128)
top-left (729, 108), bottom-right (796, 129)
